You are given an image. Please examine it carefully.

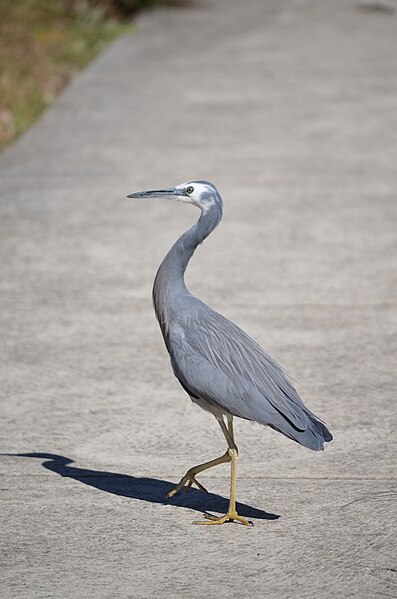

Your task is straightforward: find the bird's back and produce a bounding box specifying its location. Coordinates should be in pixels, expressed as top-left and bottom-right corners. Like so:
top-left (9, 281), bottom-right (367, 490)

top-left (165, 294), bottom-right (332, 451)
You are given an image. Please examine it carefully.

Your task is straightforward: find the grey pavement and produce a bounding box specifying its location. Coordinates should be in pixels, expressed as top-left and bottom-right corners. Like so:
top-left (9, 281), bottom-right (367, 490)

top-left (1, 0), bottom-right (397, 597)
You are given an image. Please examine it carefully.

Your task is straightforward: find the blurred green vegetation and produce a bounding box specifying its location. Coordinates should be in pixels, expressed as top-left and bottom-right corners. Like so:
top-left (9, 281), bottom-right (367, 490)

top-left (0, 0), bottom-right (182, 150)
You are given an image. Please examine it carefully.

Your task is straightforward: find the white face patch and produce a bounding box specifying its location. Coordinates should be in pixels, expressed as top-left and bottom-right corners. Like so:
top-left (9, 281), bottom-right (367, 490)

top-left (175, 181), bottom-right (217, 211)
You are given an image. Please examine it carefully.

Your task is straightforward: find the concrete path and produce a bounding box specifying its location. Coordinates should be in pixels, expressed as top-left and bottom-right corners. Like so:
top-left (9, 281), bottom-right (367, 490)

top-left (1, 1), bottom-right (396, 597)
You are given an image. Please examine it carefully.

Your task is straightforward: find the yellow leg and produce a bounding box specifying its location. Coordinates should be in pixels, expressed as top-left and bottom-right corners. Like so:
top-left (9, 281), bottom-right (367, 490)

top-left (227, 414), bottom-right (234, 438)
top-left (167, 451), bottom-right (231, 498)
top-left (193, 416), bottom-right (253, 527)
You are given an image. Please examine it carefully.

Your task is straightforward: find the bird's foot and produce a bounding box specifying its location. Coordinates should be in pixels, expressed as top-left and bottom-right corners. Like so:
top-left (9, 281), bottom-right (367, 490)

top-left (193, 511), bottom-right (253, 526)
top-left (167, 474), bottom-right (208, 498)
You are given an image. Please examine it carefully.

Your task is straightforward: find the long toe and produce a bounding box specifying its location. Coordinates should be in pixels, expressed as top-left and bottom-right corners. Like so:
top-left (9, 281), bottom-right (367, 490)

top-left (166, 475), bottom-right (208, 498)
top-left (186, 478), bottom-right (208, 493)
top-left (193, 512), bottom-right (254, 526)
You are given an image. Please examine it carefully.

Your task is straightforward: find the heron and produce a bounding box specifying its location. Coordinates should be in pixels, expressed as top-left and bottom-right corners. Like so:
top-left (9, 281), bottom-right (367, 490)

top-left (127, 181), bottom-right (333, 526)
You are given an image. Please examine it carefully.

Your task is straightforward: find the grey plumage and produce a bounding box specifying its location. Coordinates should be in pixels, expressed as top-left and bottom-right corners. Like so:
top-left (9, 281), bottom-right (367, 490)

top-left (167, 303), bottom-right (332, 450)
top-left (128, 180), bottom-right (332, 525)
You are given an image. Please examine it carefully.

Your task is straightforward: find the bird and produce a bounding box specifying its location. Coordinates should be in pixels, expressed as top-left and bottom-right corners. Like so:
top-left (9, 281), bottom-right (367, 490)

top-left (127, 181), bottom-right (333, 526)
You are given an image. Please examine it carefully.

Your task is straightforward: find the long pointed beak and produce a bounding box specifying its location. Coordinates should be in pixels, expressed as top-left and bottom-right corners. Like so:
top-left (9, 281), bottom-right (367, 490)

top-left (127, 188), bottom-right (181, 199)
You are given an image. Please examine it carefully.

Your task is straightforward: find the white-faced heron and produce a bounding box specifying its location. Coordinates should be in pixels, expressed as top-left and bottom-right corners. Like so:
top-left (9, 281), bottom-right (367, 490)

top-left (127, 181), bottom-right (333, 526)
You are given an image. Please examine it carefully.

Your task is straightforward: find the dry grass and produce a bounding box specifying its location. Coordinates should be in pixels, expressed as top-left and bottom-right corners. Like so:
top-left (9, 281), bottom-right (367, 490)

top-left (0, 0), bottom-right (132, 150)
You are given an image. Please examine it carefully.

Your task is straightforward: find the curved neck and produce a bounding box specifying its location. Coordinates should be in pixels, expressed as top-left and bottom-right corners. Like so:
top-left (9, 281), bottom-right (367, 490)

top-left (153, 203), bottom-right (222, 323)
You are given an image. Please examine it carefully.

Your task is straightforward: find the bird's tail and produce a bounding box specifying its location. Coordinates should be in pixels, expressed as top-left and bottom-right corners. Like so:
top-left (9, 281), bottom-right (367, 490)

top-left (270, 410), bottom-right (333, 451)
top-left (305, 413), bottom-right (333, 450)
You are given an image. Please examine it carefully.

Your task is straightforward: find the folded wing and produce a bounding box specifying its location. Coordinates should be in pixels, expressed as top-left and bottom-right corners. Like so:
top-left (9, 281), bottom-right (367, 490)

top-left (168, 299), bottom-right (332, 451)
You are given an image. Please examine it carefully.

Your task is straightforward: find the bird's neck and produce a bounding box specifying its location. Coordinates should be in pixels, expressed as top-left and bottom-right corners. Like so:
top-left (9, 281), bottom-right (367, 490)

top-left (152, 204), bottom-right (222, 329)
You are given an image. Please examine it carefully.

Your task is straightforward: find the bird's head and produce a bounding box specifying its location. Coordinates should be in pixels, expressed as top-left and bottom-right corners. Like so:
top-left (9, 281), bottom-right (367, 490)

top-left (127, 180), bottom-right (222, 213)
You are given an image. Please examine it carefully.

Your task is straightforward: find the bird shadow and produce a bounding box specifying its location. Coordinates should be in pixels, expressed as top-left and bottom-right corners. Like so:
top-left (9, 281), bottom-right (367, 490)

top-left (5, 452), bottom-right (279, 521)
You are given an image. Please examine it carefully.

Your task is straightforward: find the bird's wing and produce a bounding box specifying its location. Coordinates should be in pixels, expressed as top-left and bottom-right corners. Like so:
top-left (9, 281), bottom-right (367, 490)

top-left (168, 300), bottom-right (331, 450)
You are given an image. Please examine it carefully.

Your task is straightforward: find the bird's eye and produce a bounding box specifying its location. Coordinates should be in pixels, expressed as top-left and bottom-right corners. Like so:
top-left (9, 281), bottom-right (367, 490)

top-left (186, 186), bottom-right (194, 195)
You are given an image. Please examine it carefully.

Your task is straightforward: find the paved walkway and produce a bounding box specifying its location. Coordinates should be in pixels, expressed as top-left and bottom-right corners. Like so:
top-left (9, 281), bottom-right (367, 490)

top-left (1, 1), bottom-right (396, 597)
